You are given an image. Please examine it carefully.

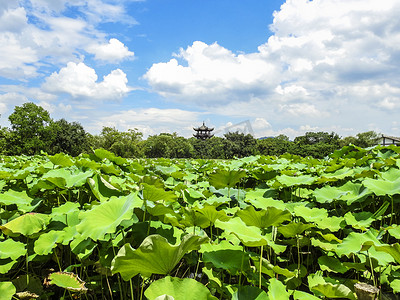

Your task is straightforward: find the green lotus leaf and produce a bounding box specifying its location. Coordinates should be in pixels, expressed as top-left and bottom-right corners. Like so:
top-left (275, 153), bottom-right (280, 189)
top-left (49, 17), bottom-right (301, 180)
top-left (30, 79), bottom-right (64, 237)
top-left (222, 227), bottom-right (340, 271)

top-left (344, 212), bottom-right (374, 230)
top-left (180, 207), bottom-right (211, 229)
top-left (0, 190), bottom-right (36, 213)
top-left (267, 278), bottom-right (289, 300)
top-left (293, 206), bottom-right (328, 222)
top-left (87, 174), bottom-right (124, 202)
top-left (0, 259), bottom-right (17, 274)
top-left (77, 194), bottom-right (140, 240)
top-left (0, 239), bottom-right (26, 260)
top-left (363, 177), bottom-right (400, 196)
top-left (292, 290), bottom-right (320, 300)
top-left (202, 266), bottom-right (222, 288)
top-left (390, 279), bottom-right (400, 293)
top-left (34, 231), bottom-right (65, 255)
top-left (335, 231), bottom-right (394, 265)
top-left (252, 256), bottom-right (295, 278)
top-left (315, 216), bottom-right (345, 232)
top-left (311, 282), bottom-right (355, 299)
top-left (0, 213), bottom-right (50, 236)
top-left (51, 201), bottom-right (80, 217)
top-left (70, 236), bottom-right (97, 260)
top-left (202, 249), bottom-right (250, 274)
top-left (111, 234), bottom-right (208, 280)
top-left (276, 174), bottom-right (315, 187)
top-left (318, 167), bottom-right (355, 181)
top-left (277, 222), bottom-right (314, 238)
top-left (0, 281), bottom-right (16, 300)
top-left (209, 169), bottom-right (246, 189)
top-left (318, 256), bottom-right (348, 273)
top-left (313, 185), bottom-right (348, 203)
top-left (214, 218), bottom-right (268, 247)
top-left (93, 148), bottom-right (127, 166)
top-left (374, 243), bottom-right (400, 264)
top-left (194, 205), bottom-right (230, 224)
top-left (144, 276), bottom-right (216, 300)
top-left (48, 153), bottom-right (74, 167)
top-left (236, 206), bottom-right (292, 229)
top-left (232, 286), bottom-right (269, 300)
top-left (338, 182), bottom-right (371, 205)
top-left (47, 272), bottom-right (87, 293)
top-left (388, 225), bottom-right (400, 239)
top-left (142, 183), bottom-right (178, 204)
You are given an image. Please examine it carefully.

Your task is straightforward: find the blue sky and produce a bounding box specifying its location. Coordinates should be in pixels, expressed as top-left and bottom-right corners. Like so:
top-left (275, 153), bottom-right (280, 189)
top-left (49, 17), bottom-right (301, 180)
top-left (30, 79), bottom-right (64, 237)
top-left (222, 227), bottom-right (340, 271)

top-left (1, 0), bottom-right (400, 139)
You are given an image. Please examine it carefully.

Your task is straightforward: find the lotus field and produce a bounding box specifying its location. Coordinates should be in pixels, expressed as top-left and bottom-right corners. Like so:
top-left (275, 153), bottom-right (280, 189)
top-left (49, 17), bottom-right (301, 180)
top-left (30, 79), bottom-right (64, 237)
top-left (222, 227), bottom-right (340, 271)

top-left (1, 145), bottom-right (400, 299)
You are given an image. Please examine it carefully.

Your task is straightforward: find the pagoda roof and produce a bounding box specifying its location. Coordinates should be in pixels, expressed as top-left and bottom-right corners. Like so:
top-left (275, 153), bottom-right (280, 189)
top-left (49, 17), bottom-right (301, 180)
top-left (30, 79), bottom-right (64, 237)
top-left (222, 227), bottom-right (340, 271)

top-left (193, 122), bottom-right (214, 131)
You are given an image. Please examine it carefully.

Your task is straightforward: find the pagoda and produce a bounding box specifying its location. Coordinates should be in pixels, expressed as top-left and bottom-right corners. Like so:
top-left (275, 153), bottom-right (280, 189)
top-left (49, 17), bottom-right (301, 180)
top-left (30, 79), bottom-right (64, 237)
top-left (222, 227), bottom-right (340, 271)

top-left (193, 122), bottom-right (214, 140)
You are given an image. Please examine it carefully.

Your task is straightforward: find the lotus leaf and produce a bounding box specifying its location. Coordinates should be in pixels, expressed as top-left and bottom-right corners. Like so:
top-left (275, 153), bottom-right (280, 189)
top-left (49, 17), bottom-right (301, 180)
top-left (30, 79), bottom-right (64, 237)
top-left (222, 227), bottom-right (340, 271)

top-left (363, 177), bottom-right (400, 196)
top-left (311, 283), bottom-right (355, 299)
top-left (87, 174), bottom-right (123, 202)
top-left (48, 153), bottom-right (74, 167)
top-left (276, 174), bottom-right (315, 187)
top-left (0, 281), bottom-right (16, 300)
top-left (292, 290), bottom-right (320, 300)
top-left (0, 213), bottom-right (50, 236)
top-left (202, 249), bottom-right (250, 274)
top-left (77, 194), bottom-right (140, 240)
top-left (293, 206), bottom-right (327, 222)
top-left (209, 169), bottom-right (246, 189)
top-left (344, 211), bottom-right (374, 230)
top-left (144, 276), bottom-right (216, 300)
top-left (232, 286), bottom-right (269, 300)
top-left (70, 236), bottom-right (97, 260)
top-left (236, 206), bottom-right (292, 229)
top-left (34, 231), bottom-right (65, 255)
top-left (0, 239), bottom-right (26, 260)
top-left (214, 218), bottom-right (268, 247)
top-left (313, 185), bottom-right (348, 203)
top-left (0, 190), bottom-right (36, 213)
top-left (335, 231), bottom-right (394, 265)
top-left (111, 234), bottom-right (208, 280)
top-left (390, 279), bottom-right (400, 293)
top-left (194, 205), bottom-right (230, 224)
top-left (267, 278), bottom-right (289, 300)
top-left (374, 243), bottom-right (400, 264)
top-left (47, 272), bottom-right (87, 292)
top-left (318, 256), bottom-right (348, 273)
top-left (278, 222), bottom-right (314, 238)
top-left (142, 183), bottom-right (178, 204)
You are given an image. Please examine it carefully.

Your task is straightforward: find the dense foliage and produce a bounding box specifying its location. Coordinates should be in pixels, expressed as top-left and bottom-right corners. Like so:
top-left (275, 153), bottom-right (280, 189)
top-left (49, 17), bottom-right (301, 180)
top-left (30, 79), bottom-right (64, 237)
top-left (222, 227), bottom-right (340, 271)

top-left (0, 102), bottom-right (382, 159)
top-left (1, 145), bottom-right (400, 299)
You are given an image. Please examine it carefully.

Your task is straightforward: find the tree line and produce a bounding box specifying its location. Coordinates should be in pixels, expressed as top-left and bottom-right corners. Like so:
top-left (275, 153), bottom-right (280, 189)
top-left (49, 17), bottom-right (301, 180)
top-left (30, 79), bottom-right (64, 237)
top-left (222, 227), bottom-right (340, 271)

top-left (0, 102), bottom-right (381, 159)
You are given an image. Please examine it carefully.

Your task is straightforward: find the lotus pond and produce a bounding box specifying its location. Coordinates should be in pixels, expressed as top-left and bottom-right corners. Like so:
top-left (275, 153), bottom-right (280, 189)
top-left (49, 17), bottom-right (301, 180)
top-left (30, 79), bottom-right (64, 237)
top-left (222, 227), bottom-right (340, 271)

top-left (1, 145), bottom-right (400, 299)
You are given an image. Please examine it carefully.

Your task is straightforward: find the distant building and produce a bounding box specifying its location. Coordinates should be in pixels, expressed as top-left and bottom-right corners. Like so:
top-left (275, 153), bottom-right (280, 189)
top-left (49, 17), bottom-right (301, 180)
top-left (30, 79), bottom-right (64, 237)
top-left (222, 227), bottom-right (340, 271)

top-left (379, 135), bottom-right (400, 146)
top-left (193, 122), bottom-right (214, 140)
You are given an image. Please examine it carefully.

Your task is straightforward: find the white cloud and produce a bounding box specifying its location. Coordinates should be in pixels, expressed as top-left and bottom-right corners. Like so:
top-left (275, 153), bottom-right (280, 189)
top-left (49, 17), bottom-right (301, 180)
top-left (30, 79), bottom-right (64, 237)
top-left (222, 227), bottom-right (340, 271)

top-left (144, 41), bottom-right (279, 104)
top-left (42, 62), bottom-right (131, 100)
top-left (87, 38), bottom-right (134, 63)
top-left (144, 0), bottom-right (400, 137)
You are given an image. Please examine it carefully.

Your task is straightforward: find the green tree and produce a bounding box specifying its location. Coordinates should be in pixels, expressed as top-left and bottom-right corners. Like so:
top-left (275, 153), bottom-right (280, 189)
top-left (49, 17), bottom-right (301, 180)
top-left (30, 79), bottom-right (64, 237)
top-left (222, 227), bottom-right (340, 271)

top-left (143, 133), bottom-right (194, 158)
top-left (93, 126), bottom-right (144, 158)
top-left (355, 131), bottom-right (381, 148)
top-left (293, 132), bottom-right (340, 158)
top-left (47, 119), bottom-right (90, 156)
top-left (223, 132), bottom-right (257, 158)
top-left (8, 102), bottom-right (52, 155)
top-left (256, 135), bottom-right (293, 156)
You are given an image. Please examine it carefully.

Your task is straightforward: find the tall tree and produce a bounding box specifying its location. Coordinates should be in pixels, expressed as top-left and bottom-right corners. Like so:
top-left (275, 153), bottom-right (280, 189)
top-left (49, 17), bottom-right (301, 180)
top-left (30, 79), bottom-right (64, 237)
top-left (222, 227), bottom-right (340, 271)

top-left (47, 119), bottom-right (90, 156)
top-left (8, 102), bottom-right (52, 155)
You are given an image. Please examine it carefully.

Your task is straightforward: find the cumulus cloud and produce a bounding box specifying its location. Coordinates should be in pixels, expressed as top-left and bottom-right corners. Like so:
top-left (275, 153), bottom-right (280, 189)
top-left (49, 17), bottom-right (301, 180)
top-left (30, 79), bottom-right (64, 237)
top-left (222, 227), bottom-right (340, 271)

top-left (144, 0), bottom-right (400, 136)
top-left (42, 62), bottom-right (131, 100)
top-left (144, 41), bottom-right (279, 104)
top-left (87, 38), bottom-right (134, 63)
top-left (0, 1), bottom-right (135, 79)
